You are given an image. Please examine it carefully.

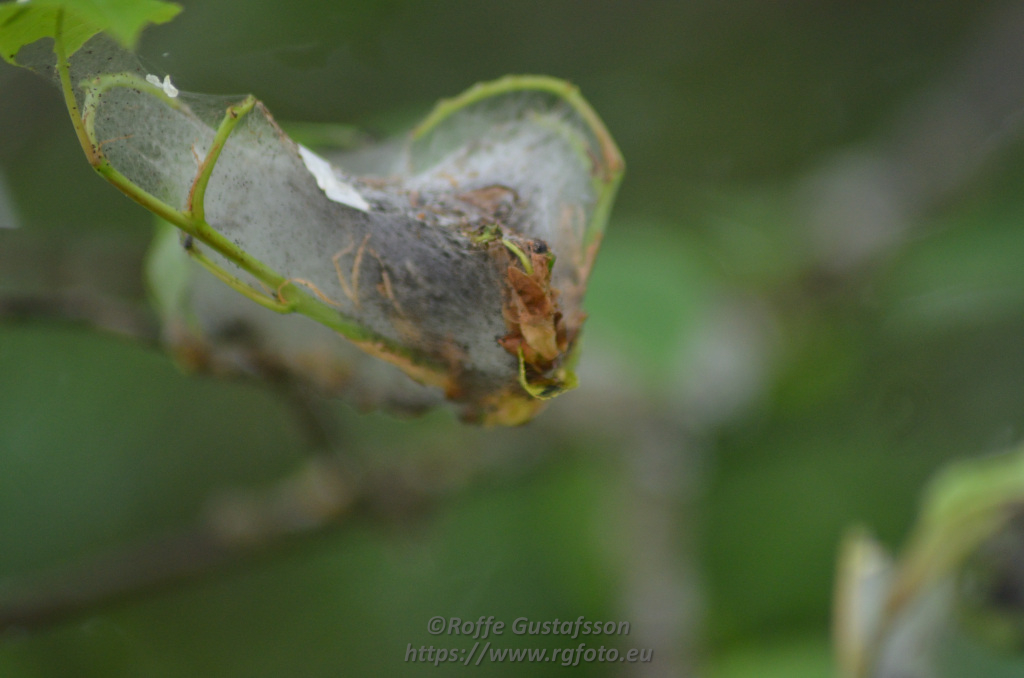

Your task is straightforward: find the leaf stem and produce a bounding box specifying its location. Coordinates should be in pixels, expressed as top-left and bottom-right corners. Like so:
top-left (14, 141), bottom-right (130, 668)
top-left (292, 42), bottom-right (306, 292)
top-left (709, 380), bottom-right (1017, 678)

top-left (54, 10), bottom-right (98, 166)
top-left (188, 96), bottom-right (256, 222)
top-left (501, 238), bottom-right (533, 275)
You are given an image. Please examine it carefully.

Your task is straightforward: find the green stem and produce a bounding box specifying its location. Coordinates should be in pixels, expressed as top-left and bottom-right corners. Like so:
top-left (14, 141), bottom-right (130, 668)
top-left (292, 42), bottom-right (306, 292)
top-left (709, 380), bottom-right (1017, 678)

top-left (188, 96), bottom-right (256, 222)
top-left (54, 11), bottom-right (98, 166)
top-left (186, 245), bottom-right (292, 313)
top-left (82, 72), bottom-right (187, 118)
top-left (501, 239), bottom-right (533, 275)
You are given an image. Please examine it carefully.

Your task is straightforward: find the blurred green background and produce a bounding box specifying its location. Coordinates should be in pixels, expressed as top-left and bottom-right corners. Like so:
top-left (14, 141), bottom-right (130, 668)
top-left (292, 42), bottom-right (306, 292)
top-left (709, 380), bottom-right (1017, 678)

top-left (4, 1), bottom-right (1024, 676)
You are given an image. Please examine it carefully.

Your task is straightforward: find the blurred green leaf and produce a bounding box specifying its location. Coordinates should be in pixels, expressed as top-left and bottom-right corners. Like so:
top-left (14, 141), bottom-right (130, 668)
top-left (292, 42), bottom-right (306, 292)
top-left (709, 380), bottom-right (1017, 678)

top-left (708, 635), bottom-right (833, 678)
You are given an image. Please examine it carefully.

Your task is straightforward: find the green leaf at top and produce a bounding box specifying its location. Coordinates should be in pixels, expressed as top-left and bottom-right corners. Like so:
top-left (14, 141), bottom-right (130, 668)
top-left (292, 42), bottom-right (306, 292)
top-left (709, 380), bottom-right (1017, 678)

top-left (0, 0), bottom-right (180, 65)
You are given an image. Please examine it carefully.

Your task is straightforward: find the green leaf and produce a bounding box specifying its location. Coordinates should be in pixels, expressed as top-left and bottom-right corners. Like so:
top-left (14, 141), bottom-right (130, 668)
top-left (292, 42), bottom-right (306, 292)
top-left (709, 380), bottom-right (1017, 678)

top-left (0, 0), bottom-right (180, 65)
